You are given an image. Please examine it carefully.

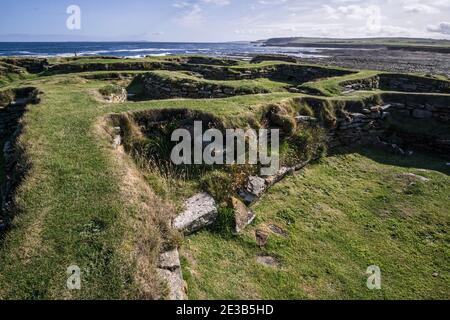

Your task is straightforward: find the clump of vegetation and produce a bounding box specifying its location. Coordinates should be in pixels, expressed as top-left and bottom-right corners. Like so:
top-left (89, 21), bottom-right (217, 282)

top-left (266, 102), bottom-right (297, 136)
top-left (281, 127), bottom-right (328, 166)
top-left (99, 84), bottom-right (124, 97)
top-left (200, 171), bottom-right (234, 204)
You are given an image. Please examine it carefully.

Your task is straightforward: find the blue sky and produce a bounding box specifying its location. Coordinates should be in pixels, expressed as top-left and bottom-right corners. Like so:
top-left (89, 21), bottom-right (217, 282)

top-left (1, 0), bottom-right (449, 41)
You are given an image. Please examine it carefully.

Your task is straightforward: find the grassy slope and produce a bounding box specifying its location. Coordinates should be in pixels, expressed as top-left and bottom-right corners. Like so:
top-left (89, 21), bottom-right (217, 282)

top-left (182, 148), bottom-right (450, 299)
top-left (0, 74), bottom-right (295, 299)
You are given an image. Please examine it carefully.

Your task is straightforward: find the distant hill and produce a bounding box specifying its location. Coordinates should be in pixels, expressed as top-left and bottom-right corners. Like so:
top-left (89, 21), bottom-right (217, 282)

top-left (262, 37), bottom-right (450, 53)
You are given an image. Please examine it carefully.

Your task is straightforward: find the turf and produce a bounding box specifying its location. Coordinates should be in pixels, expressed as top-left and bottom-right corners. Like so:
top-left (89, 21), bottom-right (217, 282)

top-left (0, 56), bottom-right (448, 300)
top-left (181, 148), bottom-right (450, 299)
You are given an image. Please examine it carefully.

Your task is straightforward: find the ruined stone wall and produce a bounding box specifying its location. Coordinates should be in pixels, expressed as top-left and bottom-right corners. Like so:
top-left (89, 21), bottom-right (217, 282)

top-left (1, 88), bottom-right (39, 217)
top-left (379, 74), bottom-right (450, 94)
top-left (327, 107), bottom-right (387, 147)
top-left (306, 93), bottom-right (450, 156)
top-left (141, 73), bottom-right (269, 99)
top-left (342, 74), bottom-right (450, 94)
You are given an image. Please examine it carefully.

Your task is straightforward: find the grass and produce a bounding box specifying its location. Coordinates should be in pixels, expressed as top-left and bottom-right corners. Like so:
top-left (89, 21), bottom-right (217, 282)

top-left (0, 55), bottom-right (449, 300)
top-left (181, 147), bottom-right (450, 299)
top-left (299, 71), bottom-right (379, 96)
top-left (0, 74), bottom-right (296, 299)
top-left (147, 70), bottom-right (292, 92)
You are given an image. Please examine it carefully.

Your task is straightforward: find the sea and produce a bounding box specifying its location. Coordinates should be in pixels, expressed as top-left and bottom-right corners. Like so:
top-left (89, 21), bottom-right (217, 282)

top-left (0, 42), bottom-right (327, 59)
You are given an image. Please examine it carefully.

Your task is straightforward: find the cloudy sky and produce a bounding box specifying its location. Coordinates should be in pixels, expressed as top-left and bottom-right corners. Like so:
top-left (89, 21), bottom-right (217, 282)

top-left (1, 0), bottom-right (449, 41)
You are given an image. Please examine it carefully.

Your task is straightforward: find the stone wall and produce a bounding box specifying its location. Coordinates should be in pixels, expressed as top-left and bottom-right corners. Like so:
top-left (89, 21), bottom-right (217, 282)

top-left (141, 73), bottom-right (270, 99)
top-left (342, 74), bottom-right (450, 94)
top-left (298, 93), bottom-right (450, 156)
top-left (1, 58), bottom-right (48, 73)
top-left (379, 74), bottom-right (450, 94)
top-left (1, 87), bottom-right (40, 220)
top-left (341, 76), bottom-right (380, 91)
top-left (318, 106), bottom-right (388, 148)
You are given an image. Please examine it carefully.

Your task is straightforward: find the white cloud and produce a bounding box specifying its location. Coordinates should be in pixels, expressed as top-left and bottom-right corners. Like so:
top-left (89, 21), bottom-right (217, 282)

top-left (404, 4), bottom-right (440, 14)
top-left (173, 0), bottom-right (231, 26)
top-left (428, 22), bottom-right (450, 34)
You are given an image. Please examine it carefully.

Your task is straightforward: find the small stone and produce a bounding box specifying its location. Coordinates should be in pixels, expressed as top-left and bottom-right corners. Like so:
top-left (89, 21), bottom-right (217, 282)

top-left (256, 255), bottom-right (280, 268)
top-left (255, 230), bottom-right (269, 248)
top-left (432, 272), bottom-right (439, 278)
top-left (232, 197), bottom-right (256, 234)
top-left (268, 224), bottom-right (288, 237)
top-left (246, 176), bottom-right (267, 197)
top-left (112, 135), bottom-right (121, 149)
top-left (173, 193), bottom-right (218, 235)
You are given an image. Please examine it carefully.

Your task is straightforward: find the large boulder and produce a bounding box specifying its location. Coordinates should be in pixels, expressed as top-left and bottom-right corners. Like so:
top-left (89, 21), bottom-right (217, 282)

top-left (173, 193), bottom-right (218, 235)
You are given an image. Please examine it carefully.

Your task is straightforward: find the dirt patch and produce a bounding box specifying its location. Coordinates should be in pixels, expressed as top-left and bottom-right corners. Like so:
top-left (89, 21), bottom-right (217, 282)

top-left (256, 255), bottom-right (280, 268)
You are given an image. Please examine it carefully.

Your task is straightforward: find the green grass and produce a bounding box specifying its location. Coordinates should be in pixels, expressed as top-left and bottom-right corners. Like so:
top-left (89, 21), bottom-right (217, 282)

top-left (299, 71), bottom-right (379, 96)
top-left (0, 75), bottom-right (296, 299)
top-left (181, 148), bottom-right (450, 299)
top-left (0, 56), bottom-right (449, 300)
top-left (149, 70), bottom-right (291, 92)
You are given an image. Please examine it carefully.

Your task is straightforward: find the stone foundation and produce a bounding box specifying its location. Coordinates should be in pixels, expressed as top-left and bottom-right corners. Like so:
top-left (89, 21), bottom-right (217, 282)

top-left (1, 87), bottom-right (40, 223)
top-left (141, 73), bottom-right (270, 99)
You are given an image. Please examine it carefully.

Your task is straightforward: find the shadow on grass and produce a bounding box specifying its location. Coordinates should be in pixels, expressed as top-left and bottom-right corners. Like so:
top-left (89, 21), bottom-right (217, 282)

top-left (1, 88), bottom-right (40, 240)
top-left (331, 145), bottom-right (450, 176)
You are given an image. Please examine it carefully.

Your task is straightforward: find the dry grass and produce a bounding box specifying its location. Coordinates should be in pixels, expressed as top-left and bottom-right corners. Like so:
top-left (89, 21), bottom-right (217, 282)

top-left (95, 116), bottom-right (179, 299)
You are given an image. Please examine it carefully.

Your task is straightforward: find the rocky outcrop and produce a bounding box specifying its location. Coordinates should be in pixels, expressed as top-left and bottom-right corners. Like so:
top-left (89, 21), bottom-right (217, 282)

top-left (173, 193), bottom-right (218, 235)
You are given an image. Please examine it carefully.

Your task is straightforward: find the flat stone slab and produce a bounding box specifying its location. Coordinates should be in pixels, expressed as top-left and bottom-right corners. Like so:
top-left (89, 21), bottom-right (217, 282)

top-left (173, 193), bottom-right (218, 235)
top-left (157, 268), bottom-right (187, 300)
top-left (265, 167), bottom-right (294, 186)
top-left (157, 248), bottom-right (187, 300)
top-left (158, 248), bottom-right (181, 271)
top-left (400, 173), bottom-right (430, 183)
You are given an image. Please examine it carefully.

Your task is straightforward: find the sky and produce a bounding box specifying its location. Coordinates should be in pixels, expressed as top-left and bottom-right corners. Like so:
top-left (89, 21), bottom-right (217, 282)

top-left (0, 0), bottom-right (449, 42)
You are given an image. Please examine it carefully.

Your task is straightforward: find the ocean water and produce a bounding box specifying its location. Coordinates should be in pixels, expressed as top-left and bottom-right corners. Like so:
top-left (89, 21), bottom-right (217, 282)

top-left (0, 42), bottom-right (326, 58)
